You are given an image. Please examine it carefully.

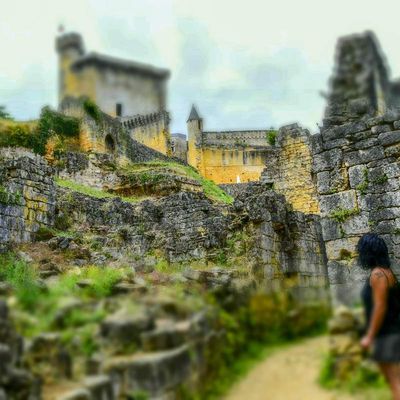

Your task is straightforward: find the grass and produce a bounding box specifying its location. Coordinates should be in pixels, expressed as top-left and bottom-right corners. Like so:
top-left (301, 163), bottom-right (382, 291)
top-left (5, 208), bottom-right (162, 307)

top-left (55, 178), bottom-right (140, 203)
top-left (123, 161), bottom-right (233, 204)
top-left (0, 253), bottom-right (125, 336)
top-left (319, 352), bottom-right (390, 399)
top-left (329, 207), bottom-right (360, 223)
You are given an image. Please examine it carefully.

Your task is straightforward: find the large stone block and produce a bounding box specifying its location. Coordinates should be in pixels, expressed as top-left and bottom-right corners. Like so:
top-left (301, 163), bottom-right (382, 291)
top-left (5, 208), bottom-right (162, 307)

top-left (378, 130), bottom-right (400, 146)
top-left (348, 165), bottom-right (367, 189)
top-left (344, 146), bottom-right (385, 167)
top-left (312, 148), bottom-right (343, 173)
top-left (325, 237), bottom-right (359, 261)
top-left (319, 190), bottom-right (358, 216)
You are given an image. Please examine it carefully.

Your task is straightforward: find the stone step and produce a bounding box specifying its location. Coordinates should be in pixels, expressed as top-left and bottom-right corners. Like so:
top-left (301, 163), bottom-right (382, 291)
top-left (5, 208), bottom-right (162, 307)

top-left (140, 319), bottom-right (191, 351)
top-left (103, 345), bottom-right (191, 398)
top-left (44, 375), bottom-right (114, 400)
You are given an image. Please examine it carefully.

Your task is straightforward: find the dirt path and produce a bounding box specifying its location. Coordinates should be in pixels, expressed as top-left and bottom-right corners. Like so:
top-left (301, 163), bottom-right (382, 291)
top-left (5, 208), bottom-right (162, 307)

top-left (224, 336), bottom-right (354, 400)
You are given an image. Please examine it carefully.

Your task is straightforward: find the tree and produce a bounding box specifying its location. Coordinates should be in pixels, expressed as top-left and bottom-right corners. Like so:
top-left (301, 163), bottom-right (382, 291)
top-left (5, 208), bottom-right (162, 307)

top-left (0, 105), bottom-right (13, 120)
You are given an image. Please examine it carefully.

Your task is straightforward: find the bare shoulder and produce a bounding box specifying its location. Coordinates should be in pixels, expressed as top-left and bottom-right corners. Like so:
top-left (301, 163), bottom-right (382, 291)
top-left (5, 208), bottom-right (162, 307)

top-left (370, 267), bottom-right (390, 287)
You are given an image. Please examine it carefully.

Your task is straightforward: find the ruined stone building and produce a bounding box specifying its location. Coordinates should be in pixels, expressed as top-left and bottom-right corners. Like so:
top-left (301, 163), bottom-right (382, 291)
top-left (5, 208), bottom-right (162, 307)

top-left (186, 105), bottom-right (274, 183)
top-left (56, 32), bottom-right (171, 155)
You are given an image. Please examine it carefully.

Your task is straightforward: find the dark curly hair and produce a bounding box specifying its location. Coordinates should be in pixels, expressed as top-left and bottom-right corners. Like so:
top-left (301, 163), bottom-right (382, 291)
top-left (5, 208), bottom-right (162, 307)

top-left (356, 233), bottom-right (391, 270)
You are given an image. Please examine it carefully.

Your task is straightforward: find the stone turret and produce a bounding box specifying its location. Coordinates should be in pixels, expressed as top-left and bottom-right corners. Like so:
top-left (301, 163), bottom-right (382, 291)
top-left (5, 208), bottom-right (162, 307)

top-left (56, 32), bottom-right (85, 104)
top-left (187, 105), bottom-right (204, 173)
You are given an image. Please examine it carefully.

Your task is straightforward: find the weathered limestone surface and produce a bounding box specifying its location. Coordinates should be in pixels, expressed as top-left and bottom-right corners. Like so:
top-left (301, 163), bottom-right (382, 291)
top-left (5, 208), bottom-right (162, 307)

top-left (0, 148), bottom-right (56, 250)
top-left (260, 124), bottom-right (320, 214)
top-left (313, 110), bottom-right (400, 305)
top-left (233, 183), bottom-right (329, 303)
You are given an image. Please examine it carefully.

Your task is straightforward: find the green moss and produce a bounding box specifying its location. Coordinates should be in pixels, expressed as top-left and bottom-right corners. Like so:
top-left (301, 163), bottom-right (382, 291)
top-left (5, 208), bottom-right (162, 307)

top-left (329, 207), bottom-right (360, 223)
top-left (373, 174), bottom-right (388, 185)
top-left (339, 248), bottom-right (353, 261)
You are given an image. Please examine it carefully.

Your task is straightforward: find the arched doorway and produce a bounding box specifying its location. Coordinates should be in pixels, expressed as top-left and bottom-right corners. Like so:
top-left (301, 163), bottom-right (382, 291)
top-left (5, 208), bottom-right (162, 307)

top-left (105, 134), bottom-right (115, 153)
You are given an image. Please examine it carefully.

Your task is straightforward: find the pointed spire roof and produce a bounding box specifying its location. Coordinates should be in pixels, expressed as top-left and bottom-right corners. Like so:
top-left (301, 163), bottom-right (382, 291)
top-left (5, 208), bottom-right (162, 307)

top-left (187, 105), bottom-right (201, 122)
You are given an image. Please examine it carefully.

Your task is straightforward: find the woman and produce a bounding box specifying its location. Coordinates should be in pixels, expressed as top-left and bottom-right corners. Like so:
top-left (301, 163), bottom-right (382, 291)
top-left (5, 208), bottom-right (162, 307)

top-left (359, 233), bottom-right (400, 399)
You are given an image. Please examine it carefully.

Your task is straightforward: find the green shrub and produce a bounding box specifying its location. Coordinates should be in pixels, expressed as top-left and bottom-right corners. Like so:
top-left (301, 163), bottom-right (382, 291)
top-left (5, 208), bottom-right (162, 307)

top-left (0, 105), bottom-right (13, 120)
top-left (82, 266), bottom-right (123, 298)
top-left (267, 130), bottom-right (278, 146)
top-left (35, 226), bottom-right (56, 241)
top-left (83, 99), bottom-right (102, 123)
top-left (0, 107), bottom-right (80, 155)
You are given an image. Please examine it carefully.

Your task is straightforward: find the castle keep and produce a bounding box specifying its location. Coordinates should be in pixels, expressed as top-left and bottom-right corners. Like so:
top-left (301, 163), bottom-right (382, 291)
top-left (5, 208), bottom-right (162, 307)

top-left (56, 32), bottom-right (171, 155)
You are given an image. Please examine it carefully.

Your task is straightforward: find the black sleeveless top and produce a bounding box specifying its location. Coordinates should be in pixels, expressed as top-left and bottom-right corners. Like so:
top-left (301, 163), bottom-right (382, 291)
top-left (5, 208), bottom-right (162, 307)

top-left (361, 270), bottom-right (400, 336)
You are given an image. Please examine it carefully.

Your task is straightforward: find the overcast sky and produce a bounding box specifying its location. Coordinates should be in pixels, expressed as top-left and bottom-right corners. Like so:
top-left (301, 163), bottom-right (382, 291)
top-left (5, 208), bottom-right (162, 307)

top-left (2, 0), bottom-right (400, 135)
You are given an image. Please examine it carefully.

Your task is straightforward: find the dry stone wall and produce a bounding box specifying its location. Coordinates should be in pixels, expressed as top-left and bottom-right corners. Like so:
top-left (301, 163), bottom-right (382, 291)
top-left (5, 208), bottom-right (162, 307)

top-left (0, 148), bottom-right (55, 250)
top-left (312, 110), bottom-right (400, 304)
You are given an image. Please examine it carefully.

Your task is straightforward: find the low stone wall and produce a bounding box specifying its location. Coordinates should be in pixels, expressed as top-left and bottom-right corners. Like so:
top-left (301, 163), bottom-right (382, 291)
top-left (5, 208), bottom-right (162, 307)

top-left (312, 110), bottom-right (400, 304)
top-left (56, 189), bottom-right (231, 262)
top-left (0, 148), bottom-right (55, 250)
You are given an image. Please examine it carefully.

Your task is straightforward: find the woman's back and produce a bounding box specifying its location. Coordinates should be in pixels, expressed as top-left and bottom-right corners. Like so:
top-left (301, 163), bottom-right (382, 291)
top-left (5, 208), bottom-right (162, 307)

top-left (362, 267), bottom-right (400, 336)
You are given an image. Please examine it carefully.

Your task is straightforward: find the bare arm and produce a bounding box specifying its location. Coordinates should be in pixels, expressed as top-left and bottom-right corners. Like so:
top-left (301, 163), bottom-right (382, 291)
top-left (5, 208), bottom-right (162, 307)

top-left (366, 268), bottom-right (389, 340)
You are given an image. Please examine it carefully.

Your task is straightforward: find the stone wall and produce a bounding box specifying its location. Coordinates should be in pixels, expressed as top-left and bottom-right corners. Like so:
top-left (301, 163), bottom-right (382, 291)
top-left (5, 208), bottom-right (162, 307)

top-left (233, 183), bottom-right (329, 303)
top-left (202, 130), bottom-right (271, 147)
top-left (0, 148), bottom-right (55, 250)
top-left (121, 111), bottom-right (171, 155)
top-left (60, 97), bottom-right (182, 165)
top-left (260, 124), bottom-right (320, 214)
top-left (186, 107), bottom-right (273, 184)
top-left (55, 178), bottom-right (330, 303)
top-left (56, 189), bottom-right (231, 262)
top-left (312, 110), bottom-right (400, 304)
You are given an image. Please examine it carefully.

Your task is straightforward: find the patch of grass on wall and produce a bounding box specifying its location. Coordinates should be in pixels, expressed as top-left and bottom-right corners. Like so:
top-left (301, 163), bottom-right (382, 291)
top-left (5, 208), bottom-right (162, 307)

top-left (329, 207), bottom-right (360, 223)
top-left (55, 178), bottom-right (140, 203)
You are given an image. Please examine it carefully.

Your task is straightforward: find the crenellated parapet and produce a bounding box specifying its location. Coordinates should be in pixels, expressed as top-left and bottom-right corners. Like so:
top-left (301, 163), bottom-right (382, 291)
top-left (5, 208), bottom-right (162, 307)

top-left (121, 111), bottom-right (170, 130)
top-left (202, 130), bottom-right (271, 148)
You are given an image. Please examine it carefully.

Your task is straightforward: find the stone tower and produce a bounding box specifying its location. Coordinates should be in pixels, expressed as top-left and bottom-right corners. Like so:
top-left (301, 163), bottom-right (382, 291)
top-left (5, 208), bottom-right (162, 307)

top-left (187, 105), bottom-right (204, 173)
top-left (55, 32), bottom-right (85, 104)
top-left (323, 31), bottom-right (391, 128)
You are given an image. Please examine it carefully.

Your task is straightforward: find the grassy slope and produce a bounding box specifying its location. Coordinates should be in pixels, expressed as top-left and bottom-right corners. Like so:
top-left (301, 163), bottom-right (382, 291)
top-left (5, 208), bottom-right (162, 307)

top-left (123, 161), bottom-right (233, 204)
